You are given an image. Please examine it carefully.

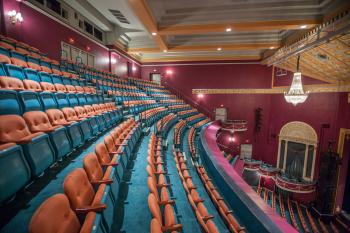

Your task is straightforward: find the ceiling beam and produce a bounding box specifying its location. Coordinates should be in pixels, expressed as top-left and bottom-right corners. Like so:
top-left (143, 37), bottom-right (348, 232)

top-left (141, 55), bottom-right (261, 63)
top-left (128, 0), bottom-right (167, 51)
top-left (158, 19), bottom-right (321, 35)
top-left (129, 43), bottom-right (279, 53)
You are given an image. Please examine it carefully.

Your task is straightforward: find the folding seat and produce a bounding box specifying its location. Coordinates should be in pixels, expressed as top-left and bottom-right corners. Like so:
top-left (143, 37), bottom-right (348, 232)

top-left (91, 95), bottom-right (99, 104)
top-left (95, 143), bottom-right (122, 179)
top-left (146, 165), bottom-right (167, 188)
top-left (147, 177), bottom-right (173, 205)
top-left (0, 115), bottom-right (55, 176)
top-left (9, 56), bottom-right (28, 68)
top-left (54, 83), bottom-right (67, 93)
top-left (62, 75), bottom-right (72, 85)
top-left (40, 81), bottom-right (56, 92)
top-left (74, 106), bottom-right (99, 136)
top-left (55, 92), bottom-right (70, 108)
top-left (19, 90), bottom-right (43, 112)
top-left (39, 92), bottom-right (58, 110)
top-left (23, 111), bottom-right (72, 160)
top-left (104, 135), bottom-right (127, 168)
top-left (148, 193), bottom-right (182, 232)
top-left (4, 63), bottom-right (26, 80)
top-left (0, 143), bottom-right (31, 203)
top-left (26, 57), bottom-right (42, 72)
top-left (77, 93), bottom-right (87, 105)
top-left (75, 85), bottom-right (84, 94)
top-left (85, 94), bottom-right (94, 104)
top-left (83, 153), bottom-right (120, 200)
top-left (0, 76), bottom-right (24, 91)
top-left (0, 88), bottom-right (23, 115)
top-left (23, 80), bottom-right (42, 93)
top-left (23, 68), bottom-right (40, 82)
top-left (51, 74), bottom-right (63, 84)
top-left (66, 85), bottom-right (76, 93)
top-left (67, 93), bottom-right (79, 107)
top-left (29, 194), bottom-right (106, 233)
top-left (62, 107), bottom-right (92, 141)
top-left (63, 168), bottom-right (115, 232)
top-left (38, 72), bottom-right (52, 83)
top-left (46, 109), bottom-right (83, 149)
top-left (84, 105), bottom-right (106, 131)
top-left (40, 62), bottom-right (52, 74)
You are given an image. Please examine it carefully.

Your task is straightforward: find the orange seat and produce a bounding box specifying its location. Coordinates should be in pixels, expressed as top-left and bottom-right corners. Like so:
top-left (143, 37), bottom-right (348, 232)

top-left (46, 109), bottom-right (75, 126)
top-left (10, 57), bottom-right (28, 68)
top-left (23, 79), bottom-right (42, 92)
top-left (95, 143), bottom-right (119, 167)
top-left (54, 83), bottom-right (67, 92)
top-left (0, 76), bottom-right (24, 91)
top-left (83, 153), bottom-right (113, 185)
top-left (0, 53), bottom-right (11, 63)
top-left (40, 82), bottom-right (56, 92)
top-left (23, 111), bottom-right (62, 133)
top-left (28, 194), bottom-right (97, 233)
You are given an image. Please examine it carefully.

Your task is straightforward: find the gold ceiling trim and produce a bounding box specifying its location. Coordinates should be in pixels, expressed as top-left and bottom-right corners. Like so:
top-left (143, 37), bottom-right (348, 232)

top-left (192, 84), bottom-right (350, 94)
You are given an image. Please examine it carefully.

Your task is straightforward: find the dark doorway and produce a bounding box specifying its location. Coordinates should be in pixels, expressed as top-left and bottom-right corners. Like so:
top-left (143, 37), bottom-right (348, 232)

top-left (342, 138), bottom-right (350, 212)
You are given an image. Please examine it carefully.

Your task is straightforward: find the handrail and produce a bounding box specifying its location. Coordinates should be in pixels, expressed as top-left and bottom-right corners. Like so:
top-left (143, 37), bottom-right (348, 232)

top-left (163, 81), bottom-right (214, 119)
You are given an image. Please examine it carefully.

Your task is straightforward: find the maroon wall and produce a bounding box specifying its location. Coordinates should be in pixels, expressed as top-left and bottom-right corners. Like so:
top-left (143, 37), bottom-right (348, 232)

top-left (141, 62), bottom-right (350, 193)
top-left (1, 0), bottom-right (141, 77)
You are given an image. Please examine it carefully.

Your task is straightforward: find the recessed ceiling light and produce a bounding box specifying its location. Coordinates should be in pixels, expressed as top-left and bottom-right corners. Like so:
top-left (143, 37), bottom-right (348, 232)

top-left (163, 49), bottom-right (167, 52)
top-left (226, 28), bottom-right (232, 32)
top-left (300, 25), bottom-right (307, 29)
top-left (217, 47), bottom-right (222, 51)
top-left (269, 46), bottom-right (275, 49)
top-left (151, 32), bottom-right (157, 36)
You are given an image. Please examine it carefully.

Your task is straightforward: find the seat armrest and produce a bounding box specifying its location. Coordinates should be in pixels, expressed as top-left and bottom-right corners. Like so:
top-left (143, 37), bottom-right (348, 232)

top-left (159, 200), bottom-right (175, 205)
top-left (162, 224), bottom-right (183, 232)
top-left (202, 215), bottom-right (214, 221)
top-left (91, 179), bottom-right (113, 185)
top-left (16, 132), bottom-right (44, 144)
top-left (156, 183), bottom-right (171, 188)
top-left (75, 204), bottom-right (106, 214)
top-left (101, 162), bottom-right (118, 167)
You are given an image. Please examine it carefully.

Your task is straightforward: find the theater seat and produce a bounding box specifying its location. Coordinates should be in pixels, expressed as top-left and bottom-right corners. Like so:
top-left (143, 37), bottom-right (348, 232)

top-left (62, 107), bottom-right (92, 141)
top-left (29, 194), bottom-right (105, 233)
top-left (39, 92), bottom-right (58, 110)
top-left (84, 105), bottom-right (106, 131)
top-left (74, 106), bottom-right (99, 136)
top-left (23, 79), bottom-right (42, 92)
top-left (46, 109), bottom-right (83, 148)
top-left (0, 76), bottom-right (24, 91)
top-left (148, 193), bottom-right (182, 232)
top-left (63, 168), bottom-right (115, 232)
top-left (0, 143), bottom-right (31, 203)
top-left (23, 111), bottom-right (72, 160)
top-left (19, 91), bottom-right (43, 112)
top-left (83, 153), bottom-right (120, 200)
top-left (0, 89), bottom-right (23, 115)
top-left (95, 143), bottom-right (120, 176)
top-left (0, 115), bottom-right (55, 176)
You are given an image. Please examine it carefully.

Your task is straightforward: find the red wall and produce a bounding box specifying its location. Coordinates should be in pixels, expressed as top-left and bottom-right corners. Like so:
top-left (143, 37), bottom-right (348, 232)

top-left (141, 62), bottom-right (350, 196)
top-left (1, 0), bottom-right (141, 77)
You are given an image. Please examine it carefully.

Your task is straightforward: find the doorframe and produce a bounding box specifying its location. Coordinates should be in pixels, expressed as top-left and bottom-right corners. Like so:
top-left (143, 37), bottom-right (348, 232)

top-left (334, 128), bottom-right (350, 212)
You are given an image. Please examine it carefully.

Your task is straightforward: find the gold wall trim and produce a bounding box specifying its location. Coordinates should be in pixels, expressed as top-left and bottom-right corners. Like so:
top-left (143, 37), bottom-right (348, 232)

top-left (192, 85), bottom-right (350, 94)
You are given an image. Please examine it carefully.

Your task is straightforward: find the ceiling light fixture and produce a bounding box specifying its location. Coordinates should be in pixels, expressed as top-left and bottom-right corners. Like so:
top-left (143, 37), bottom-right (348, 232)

top-left (217, 47), bottom-right (222, 51)
top-left (226, 28), bottom-right (232, 32)
top-left (269, 46), bottom-right (275, 49)
top-left (151, 32), bottom-right (157, 36)
top-left (300, 25), bottom-right (307, 29)
top-left (163, 49), bottom-right (167, 52)
top-left (284, 55), bottom-right (309, 106)
top-left (198, 94), bottom-right (204, 98)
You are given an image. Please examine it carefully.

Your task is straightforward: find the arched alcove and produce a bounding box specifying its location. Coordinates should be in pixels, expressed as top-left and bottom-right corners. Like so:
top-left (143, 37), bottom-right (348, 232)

top-left (277, 121), bottom-right (318, 181)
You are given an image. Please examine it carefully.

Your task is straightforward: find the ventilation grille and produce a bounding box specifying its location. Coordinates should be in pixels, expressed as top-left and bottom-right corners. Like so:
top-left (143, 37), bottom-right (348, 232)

top-left (109, 9), bottom-right (130, 24)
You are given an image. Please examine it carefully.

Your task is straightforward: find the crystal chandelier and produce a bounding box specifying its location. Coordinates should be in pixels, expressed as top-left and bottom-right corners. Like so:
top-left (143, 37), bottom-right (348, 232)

top-left (284, 55), bottom-right (309, 106)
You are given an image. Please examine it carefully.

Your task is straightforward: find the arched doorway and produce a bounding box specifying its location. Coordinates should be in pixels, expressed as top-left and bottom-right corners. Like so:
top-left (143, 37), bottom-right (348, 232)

top-left (277, 121), bottom-right (318, 181)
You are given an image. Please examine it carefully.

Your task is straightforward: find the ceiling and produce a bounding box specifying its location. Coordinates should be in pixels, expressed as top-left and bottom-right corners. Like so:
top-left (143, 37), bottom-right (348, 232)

top-left (60, 0), bottom-right (349, 84)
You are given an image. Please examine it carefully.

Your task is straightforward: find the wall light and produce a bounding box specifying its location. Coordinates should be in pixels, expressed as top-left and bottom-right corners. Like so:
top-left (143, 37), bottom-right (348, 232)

top-left (226, 28), bottom-right (232, 32)
top-left (132, 66), bottom-right (137, 71)
top-left (152, 32), bottom-right (157, 36)
top-left (198, 94), bottom-right (204, 98)
top-left (68, 37), bottom-right (75, 44)
top-left (8, 10), bottom-right (23, 24)
top-left (166, 70), bottom-right (173, 75)
top-left (163, 50), bottom-right (167, 52)
top-left (229, 136), bottom-right (235, 142)
top-left (153, 69), bottom-right (157, 72)
top-left (111, 58), bottom-right (117, 64)
top-left (300, 25), bottom-right (307, 29)
top-left (217, 47), bottom-right (222, 51)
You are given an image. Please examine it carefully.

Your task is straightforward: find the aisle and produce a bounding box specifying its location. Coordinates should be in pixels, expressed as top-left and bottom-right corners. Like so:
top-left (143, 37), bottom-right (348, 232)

top-left (182, 129), bottom-right (230, 233)
top-left (112, 132), bottom-right (152, 233)
top-left (164, 127), bottom-right (202, 233)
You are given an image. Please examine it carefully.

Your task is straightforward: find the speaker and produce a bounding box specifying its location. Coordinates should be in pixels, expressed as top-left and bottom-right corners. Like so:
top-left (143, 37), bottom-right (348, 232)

top-left (254, 107), bottom-right (263, 133)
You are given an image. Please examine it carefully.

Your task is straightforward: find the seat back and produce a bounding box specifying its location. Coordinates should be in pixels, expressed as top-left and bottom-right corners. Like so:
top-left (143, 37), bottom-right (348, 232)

top-left (0, 115), bottom-right (31, 143)
top-left (39, 72), bottom-right (52, 83)
top-left (74, 106), bottom-right (87, 118)
top-left (55, 92), bottom-right (69, 108)
top-left (67, 93), bottom-right (79, 107)
top-left (39, 92), bottom-right (57, 110)
top-left (95, 143), bottom-right (112, 164)
top-left (83, 153), bottom-right (104, 182)
top-left (62, 107), bottom-right (79, 121)
top-left (23, 111), bottom-right (54, 133)
top-left (0, 90), bottom-right (22, 115)
top-left (54, 83), bottom-right (67, 92)
top-left (66, 85), bottom-right (76, 93)
top-left (63, 168), bottom-right (95, 209)
top-left (28, 194), bottom-right (81, 233)
top-left (150, 218), bottom-right (163, 233)
top-left (0, 76), bottom-right (24, 91)
top-left (40, 82), bottom-right (56, 92)
top-left (148, 193), bottom-right (163, 224)
top-left (104, 135), bottom-right (115, 153)
top-left (5, 64), bottom-right (26, 80)
top-left (19, 91), bottom-right (43, 112)
top-left (46, 109), bottom-right (68, 126)
top-left (23, 80), bottom-right (42, 92)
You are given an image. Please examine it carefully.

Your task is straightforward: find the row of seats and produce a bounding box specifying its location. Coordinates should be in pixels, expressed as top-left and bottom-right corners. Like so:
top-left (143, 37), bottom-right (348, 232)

top-left (140, 107), bottom-right (168, 127)
top-left (196, 165), bottom-right (245, 233)
top-left (28, 118), bottom-right (142, 233)
top-left (155, 113), bottom-right (177, 138)
top-left (188, 127), bottom-right (197, 156)
top-left (178, 109), bottom-right (199, 119)
top-left (0, 101), bottom-right (122, 203)
top-left (0, 78), bottom-right (111, 115)
top-left (147, 134), bottom-right (183, 233)
top-left (0, 35), bottom-right (43, 57)
top-left (194, 118), bottom-right (211, 128)
top-left (174, 120), bottom-right (186, 147)
top-left (172, 149), bottom-right (219, 233)
top-left (167, 104), bottom-right (192, 113)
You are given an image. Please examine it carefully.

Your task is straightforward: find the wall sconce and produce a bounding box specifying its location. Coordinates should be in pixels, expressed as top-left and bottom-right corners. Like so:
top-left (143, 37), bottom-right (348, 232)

top-left (132, 66), bottom-right (137, 71)
top-left (8, 10), bottom-right (23, 24)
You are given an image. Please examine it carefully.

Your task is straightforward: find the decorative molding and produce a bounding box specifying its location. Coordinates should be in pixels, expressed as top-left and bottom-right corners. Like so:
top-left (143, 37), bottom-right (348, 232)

top-left (279, 121), bottom-right (318, 145)
top-left (141, 61), bottom-right (260, 67)
top-left (192, 84), bottom-right (350, 94)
